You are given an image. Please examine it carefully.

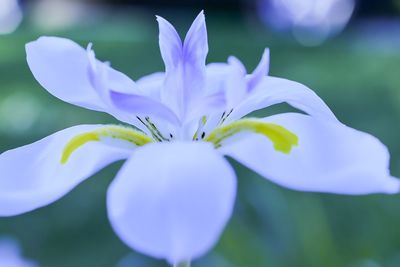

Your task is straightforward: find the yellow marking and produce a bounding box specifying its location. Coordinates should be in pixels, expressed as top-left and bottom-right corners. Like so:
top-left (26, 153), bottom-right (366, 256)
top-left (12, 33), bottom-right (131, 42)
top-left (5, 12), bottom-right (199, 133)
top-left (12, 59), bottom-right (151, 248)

top-left (205, 118), bottom-right (298, 153)
top-left (61, 125), bottom-right (153, 164)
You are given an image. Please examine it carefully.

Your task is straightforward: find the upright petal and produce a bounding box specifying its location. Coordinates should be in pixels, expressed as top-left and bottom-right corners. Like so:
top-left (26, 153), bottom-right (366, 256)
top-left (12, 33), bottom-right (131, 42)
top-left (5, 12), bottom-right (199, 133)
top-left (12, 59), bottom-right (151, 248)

top-left (220, 113), bottom-right (400, 194)
top-left (183, 10), bottom-right (208, 70)
top-left (226, 76), bottom-right (337, 123)
top-left (156, 16), bottom-right (182, 71)
top-left (157, 12), bottom-right (209, 121)
top-left (0, 125), bottom-right (132, 216)
top-left (247, 48), bottom-right (270, 91)
top-left (107, 142), bottom-right (236, 263)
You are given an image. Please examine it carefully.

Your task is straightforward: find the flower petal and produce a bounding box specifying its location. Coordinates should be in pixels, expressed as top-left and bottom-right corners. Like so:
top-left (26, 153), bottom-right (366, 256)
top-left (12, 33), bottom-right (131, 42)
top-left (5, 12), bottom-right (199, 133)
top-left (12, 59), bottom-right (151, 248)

top-left (183, 10), bottom-right (208, 71)
top-left (156, 15), bottom-right (182, 72)
top-left (26, 36), bottom-right (155, 129)
top-left (247, 48), bottom-right (270, 91)
top-left (109, 91), bottom-right (181, 126)
top-left (135, 72), bottom-right (165, 101)
top-left (0, 125), bottom-right (132, 216)
top-left (26, 37), bottom-right (107, 111)
top-left (225, 57), bottom-right (247, 109)
top-left (107, 141), bottom-right (236, 263)
top-left (220, 113), bottom-right (400, 194)
top-left (157, 12), bottom-right (208, 121)
top-left (227, 76), bottom-right (337, 123)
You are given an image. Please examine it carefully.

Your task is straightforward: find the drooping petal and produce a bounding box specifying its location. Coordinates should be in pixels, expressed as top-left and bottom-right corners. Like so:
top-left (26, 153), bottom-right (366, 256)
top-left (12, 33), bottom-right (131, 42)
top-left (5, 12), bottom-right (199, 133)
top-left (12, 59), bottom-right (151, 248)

top-left (26, 37), bottom-right (129, 111)
top-left (220, 113), bottom-right (400, 194)
top-left (0, 125), bottom-right (133, 216)
top-left (226, 76), bottom-right (337, 123)
top-left (109, 91), bottom-right (181, 126)
top-left (107, 141), bottom-right (236, 263)
top-left (157, 11), bottom-right (209, 121)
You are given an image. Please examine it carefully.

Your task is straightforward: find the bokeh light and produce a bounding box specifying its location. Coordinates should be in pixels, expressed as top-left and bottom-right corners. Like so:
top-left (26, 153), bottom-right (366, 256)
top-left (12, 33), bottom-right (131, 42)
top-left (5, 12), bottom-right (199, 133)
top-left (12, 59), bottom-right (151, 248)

top-left (0, 237), bottom-right (38, 267)
top-left (258, 0), bottom-right (356, 46)
top-left (0, 0), bottom-right (23, 34)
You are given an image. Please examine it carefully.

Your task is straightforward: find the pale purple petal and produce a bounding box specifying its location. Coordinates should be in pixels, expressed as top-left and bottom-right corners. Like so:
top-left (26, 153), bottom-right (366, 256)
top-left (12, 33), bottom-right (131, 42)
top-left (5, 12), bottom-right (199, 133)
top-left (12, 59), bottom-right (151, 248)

top-left (157, 12), bottom-right (209, 121)
top-left (220, 113), bottom-right (400, 194)
top-left (107, 142), bottom-right (236, 263)
top-left (0, 125), bottom-right (132, 216)
top-left (109, 91), bottom-right (181, 125)
top-left (156, 15), bottom-right (182, 71)
top-left (183, 10), bottom-right (208, 69)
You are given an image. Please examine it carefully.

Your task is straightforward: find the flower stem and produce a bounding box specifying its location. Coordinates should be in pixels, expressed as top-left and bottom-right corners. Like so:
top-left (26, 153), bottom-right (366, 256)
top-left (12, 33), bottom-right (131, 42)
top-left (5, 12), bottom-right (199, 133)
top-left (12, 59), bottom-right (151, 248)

top-left (173, 261), bottom-right (191, 267)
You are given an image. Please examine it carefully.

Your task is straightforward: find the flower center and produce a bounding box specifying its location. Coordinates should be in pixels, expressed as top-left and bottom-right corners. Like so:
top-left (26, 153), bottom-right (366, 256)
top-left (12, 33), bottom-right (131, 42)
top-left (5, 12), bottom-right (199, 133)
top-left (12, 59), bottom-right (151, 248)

top-left (60, 117), bottom-right (298, 164)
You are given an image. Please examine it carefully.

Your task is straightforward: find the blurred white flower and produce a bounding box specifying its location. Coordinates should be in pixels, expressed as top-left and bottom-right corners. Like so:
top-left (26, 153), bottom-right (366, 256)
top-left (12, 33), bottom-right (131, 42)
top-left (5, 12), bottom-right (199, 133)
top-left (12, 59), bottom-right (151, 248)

top-left (258, 0), bottom-right (355, 46)
top-left (0, 0), bottom-right (23, 34)
top-left (0, 238), bottom-right (38, 267)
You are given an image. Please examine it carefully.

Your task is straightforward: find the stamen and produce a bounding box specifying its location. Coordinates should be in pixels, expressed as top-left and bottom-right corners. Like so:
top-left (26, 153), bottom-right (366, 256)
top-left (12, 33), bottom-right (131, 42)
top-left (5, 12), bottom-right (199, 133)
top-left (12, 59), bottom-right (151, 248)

top-left (219, 109), bottom-right (234, 125)
top-left (205, 118), bottom-right (298, 153)
top-left (61, 125), bottom-right (153, 164)
top-left (136, 116), bottom-right (162, 142)
top-left (193, 116), bottom-right (208, 140)
top-left (145, 117), bottom-right (169, 141)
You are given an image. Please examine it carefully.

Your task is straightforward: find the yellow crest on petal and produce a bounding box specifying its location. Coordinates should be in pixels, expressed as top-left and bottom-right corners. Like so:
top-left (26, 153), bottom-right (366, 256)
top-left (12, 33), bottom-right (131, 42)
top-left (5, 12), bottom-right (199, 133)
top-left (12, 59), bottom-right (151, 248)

top-left (61, 125), bottom-right (153, 164)
top-left (205, 118), bottom-right (298, 153)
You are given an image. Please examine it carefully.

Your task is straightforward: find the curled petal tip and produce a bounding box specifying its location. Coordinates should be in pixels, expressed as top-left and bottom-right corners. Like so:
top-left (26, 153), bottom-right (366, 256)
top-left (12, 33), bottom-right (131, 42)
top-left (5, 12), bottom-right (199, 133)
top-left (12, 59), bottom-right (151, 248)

top-left (247, 47), bottom-right (271, 91)
top-left (155, 15), bottom-right (164, 22)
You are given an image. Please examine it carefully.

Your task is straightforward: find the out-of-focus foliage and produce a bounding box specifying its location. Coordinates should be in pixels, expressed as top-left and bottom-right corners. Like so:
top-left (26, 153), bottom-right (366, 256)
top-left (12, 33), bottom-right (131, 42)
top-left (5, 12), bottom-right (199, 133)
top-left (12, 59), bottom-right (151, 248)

top-left (1, 8), bottom-right (400, 267)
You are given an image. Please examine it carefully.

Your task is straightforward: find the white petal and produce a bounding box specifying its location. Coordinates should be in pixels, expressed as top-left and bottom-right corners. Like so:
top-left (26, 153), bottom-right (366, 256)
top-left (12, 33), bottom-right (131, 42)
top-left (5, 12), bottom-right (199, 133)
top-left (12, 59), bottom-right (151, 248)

top-left (107, 141), bottom-right (236, 263)
top-left (0, 125), bottom-right (132, 216)
top-left (26, 37), bottom-right (106, 111)
top-left (220, 113), bottom-right (400, 194)
top-left (227, 76), bottom-right (337, 123)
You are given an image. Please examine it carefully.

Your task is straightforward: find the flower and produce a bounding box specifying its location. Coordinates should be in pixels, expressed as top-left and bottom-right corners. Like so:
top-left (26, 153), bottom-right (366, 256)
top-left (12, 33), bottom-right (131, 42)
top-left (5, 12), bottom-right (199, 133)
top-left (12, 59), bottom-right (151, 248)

top-left (0, 10), bottom-right (399, 265)
top-left (0, 238), bottom-right (38, 267)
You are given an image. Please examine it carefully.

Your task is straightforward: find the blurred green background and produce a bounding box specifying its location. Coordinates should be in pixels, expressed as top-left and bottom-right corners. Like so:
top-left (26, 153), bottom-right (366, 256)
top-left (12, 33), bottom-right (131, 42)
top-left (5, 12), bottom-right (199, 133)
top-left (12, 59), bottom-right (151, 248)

top-left (1, 1), bottom-right (400, 266)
